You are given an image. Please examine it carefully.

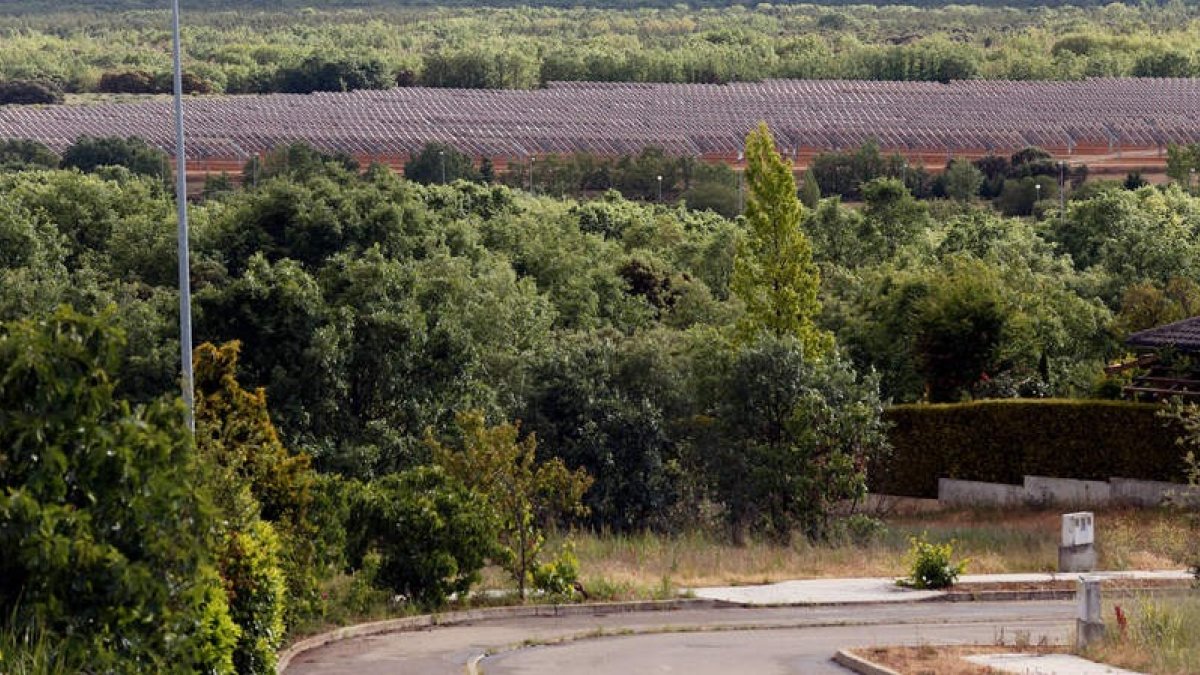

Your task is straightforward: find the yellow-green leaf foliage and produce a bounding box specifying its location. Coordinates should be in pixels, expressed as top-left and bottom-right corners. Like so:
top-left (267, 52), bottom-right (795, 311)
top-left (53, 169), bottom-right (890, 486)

top-left (194, 341), bottom-right (320, 632)
top-left (429, 411), bottom-right (592, 598)
top-left (732, 122), bottom-right (833, 357)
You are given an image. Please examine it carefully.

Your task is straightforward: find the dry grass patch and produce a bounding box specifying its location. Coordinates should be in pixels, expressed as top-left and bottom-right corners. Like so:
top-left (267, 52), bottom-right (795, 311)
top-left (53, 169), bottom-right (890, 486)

top-left (851, 645), bottom-right (1063, 675)
top-left (554, 507), bottom-right (1193, 593)
top-left (1086, 594), bottom-right (1200, 675)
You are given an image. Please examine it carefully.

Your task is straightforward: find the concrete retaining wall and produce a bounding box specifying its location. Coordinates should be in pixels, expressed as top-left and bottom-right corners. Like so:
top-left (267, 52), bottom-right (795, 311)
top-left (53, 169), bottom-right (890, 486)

top-left (938, 478), bottom-right (1027, 508)
top-left (1024, 476), bottom-right (1112, 507)
top-left (938, 475), bottom-right (1197, 508)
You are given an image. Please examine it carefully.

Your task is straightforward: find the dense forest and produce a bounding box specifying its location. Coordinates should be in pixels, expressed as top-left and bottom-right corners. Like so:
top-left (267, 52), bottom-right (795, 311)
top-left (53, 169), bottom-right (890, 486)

top-left (4, 0), bottom-right (1200, 669)
top-left (1, 2), bottom-right (1199, 96)
top-left (4, 125), bottom-right (1200, 668)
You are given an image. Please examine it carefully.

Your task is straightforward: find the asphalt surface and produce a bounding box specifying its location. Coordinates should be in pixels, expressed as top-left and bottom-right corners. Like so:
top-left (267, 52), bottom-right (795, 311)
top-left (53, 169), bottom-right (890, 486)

top-left (285, 600), bottom-right (1077, 674)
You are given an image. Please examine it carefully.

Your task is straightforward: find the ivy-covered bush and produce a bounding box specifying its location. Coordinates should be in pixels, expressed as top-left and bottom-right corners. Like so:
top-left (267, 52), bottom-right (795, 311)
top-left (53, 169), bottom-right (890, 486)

top-left (0, 308), bottom-right (238, 670)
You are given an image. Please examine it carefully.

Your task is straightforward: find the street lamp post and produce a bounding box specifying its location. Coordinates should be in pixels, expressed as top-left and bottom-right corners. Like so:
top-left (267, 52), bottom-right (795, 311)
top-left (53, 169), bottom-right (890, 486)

top-left (1034, 183), bottom-right (1042, 216)
top-left (656, 175), bottom-right (662, 202)
top-left (170, 0), bottom-right (194, 433)
top-left (1059, 161), bottom-right (1066, 229)
top-left (529, 156), bottom-right (536, 195)
top-left (439, 149), bottom-right (445, 184)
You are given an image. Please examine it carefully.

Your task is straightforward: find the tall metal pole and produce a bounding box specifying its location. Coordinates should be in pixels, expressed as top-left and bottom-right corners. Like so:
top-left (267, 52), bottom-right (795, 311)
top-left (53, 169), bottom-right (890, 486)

top-left (1059, 161), bottom-right (1066, 230)
top-left (171, 0), bottom-right (195, 433)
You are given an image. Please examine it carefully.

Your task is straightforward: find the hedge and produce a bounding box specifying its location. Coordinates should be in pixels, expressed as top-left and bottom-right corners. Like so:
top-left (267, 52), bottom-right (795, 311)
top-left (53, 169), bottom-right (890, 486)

top-left (871, 399), bottom-right (1190, 498)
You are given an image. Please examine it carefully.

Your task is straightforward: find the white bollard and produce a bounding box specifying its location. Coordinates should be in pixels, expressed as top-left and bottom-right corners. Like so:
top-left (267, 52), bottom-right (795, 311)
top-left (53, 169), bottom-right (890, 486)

top-left (1076, 576), bottom-right (1105, 650)
top-left (1059, 512), bottom-right (1097, 573)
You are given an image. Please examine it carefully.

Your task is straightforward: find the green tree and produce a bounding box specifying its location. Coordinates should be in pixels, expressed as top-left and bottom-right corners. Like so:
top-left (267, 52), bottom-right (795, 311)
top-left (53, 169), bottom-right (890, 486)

top-left (61, 136), bottom-right (170, 182)
top-left (943, 158), bottom-right (984, 201)
top-left (732, 122), bottom-right (832, 357)
top-left (1167, 143), bottom-right (1199, 187)
top-left (860, 177), bottom-right (929, 258)
top-left (697, 335), bottom-right (887, 543)
top-left (0, 139), bottom-right (59, 170)
top-left (799, 169), bottom-right (821, 209)
top-left (0, 307), bottom-right (238, 671)
top-left (913, 264), bottom-right (1006, 402)
top-left (349, 467), bottom-right (495, 608)
top-left (404, 141), bottom-right (478, 185)
top-left (519, 331), bottom-right (688, 532)
top-left (430, 411), bottom-right (592, 599)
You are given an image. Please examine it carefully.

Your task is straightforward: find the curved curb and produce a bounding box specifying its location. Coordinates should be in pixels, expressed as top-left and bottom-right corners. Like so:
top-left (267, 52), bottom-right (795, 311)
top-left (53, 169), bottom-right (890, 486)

top-left (833, 649), bottom-right (903, 675)
top-left (276, 597), bottom-right (730, 673)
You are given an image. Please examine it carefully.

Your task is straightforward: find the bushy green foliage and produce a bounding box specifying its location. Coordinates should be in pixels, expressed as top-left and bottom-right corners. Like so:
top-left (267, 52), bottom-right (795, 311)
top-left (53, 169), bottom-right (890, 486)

top-left (275, 55), bottom-right (392, 94)
top-left (350, 467), bottom-right (494, 607)
top-left (0, 79), bottom-right (62, 104)
top-left (0, 140), bottom-right (59, 171)
top-left (900, 533), bottom-right (967, 589)
top-left (696, 334), bottom-right (888, 542)
top-left (217, 521), bottom-right (287, 675)
top-left (4, 4), bottom-right (1197, 92)
top-left (404, 142), bottom-right (478, 185)
top-left (194, 341), bottom-right (323, 629)
top-left (60, 136), bottom-right (170, 182)
top-left (431, 411), bottom-right (592, 598)
top-left (0, 308), bottom-right (238, 671)
top-left (520, 331), bottom-right (689, 532)
top-left (875, 400), bottom-right (1188, 498)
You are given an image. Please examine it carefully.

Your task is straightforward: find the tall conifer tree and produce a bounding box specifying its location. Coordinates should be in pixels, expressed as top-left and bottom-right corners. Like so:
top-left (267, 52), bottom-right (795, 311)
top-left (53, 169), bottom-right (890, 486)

top-left (732, 123), bottom-right (832, 357)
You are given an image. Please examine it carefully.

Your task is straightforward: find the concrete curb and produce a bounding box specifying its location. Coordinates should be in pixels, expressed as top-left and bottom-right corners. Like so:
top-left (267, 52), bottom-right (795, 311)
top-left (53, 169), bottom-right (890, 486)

top-left (833, 649), bottom-right (903, 675)
top-left (275, 597), bottom-right (730, 673)
top-left (945, 586), bottom-right (1196, 603)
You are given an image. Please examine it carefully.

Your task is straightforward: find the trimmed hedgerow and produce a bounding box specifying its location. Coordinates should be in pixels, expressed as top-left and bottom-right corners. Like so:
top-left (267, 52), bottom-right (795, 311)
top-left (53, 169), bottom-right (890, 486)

top-left (872, 399), bottom-right (1188, 498)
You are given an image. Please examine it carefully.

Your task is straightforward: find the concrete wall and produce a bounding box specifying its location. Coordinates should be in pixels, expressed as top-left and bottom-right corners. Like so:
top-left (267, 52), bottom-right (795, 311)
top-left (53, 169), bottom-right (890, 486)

top-left (1024, 476), bottom-right (1112, 507)
top-left (937, 475), bottom-right (1197, 508)
top-left (938, 478), bottom-right (1027, 508)
top-left (1110, 478), bottom-right (1200, 507)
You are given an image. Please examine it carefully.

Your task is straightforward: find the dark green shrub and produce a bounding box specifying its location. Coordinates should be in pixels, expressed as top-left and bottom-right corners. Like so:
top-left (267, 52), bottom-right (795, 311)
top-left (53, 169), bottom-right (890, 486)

top-left (0, 307), bottom-right (238, 670)
top-left (404, 141), bottom-right (478, 185)
top-left (61, 135), bottom-right (169, 181)
top-left (0, 79), bottom-right (64, 105)
top-left (696, 335), bottom-right (889, 543)
top-left (874, 399), bottom-right (1187, 498)
top-left (0, 139), bottom-right (60, 170)
top-left (97, 70), bottom-right (161, 94)
top-left (350, 467), bottom-right (494, 608)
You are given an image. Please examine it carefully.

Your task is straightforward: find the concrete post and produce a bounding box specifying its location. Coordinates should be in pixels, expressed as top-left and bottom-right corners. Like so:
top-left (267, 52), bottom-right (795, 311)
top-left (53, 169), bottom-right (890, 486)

top-left (1075, 576), bottom-right (1105, 650)
top-left (1059, 512), bottom-right (1096, 573)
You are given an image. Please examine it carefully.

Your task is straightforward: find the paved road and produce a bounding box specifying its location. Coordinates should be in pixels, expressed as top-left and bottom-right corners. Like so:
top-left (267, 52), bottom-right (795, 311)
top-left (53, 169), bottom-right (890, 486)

top-left (286, 601), bottom-right (1076, 674)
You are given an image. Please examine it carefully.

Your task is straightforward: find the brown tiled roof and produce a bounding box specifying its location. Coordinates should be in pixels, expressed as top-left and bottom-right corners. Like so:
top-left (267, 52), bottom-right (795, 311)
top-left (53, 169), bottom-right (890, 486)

top-left (1127, 316), bottom-right (1200, 352)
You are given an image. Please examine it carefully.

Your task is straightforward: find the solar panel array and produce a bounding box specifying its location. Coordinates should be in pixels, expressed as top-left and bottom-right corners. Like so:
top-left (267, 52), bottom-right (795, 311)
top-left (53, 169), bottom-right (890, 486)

top-left (1, 78), bottom-right (1198, 162)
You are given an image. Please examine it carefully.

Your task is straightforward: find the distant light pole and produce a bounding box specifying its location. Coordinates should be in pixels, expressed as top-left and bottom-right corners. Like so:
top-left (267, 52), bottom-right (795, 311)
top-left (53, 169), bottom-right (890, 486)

top-left (439, 149), bottom-right (445, 184)
top-left (171, 0), bottom-right (194, 433)
top-left (1034, 183), bottom-right (1042, 216)
top-left (529, 155), bottom-right (536, 195)
top-left (1059, 161), bottom-right (1066, 229)
top-left (737, 150), bottom-right (745, 214)
top-left (656, 174), bottom-right (663, 202)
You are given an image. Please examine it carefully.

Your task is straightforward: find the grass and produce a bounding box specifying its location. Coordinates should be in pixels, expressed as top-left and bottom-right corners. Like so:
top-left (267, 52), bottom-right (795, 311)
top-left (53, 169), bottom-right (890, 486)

top-left (545, 507), bottom-right (1196, 595)
top-left (0, 617), bottom-right (81, 675)
top-left (853, 645), bottom-right (1061, 675)
top-left (1086, 594), bottom-right (1200, 675)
